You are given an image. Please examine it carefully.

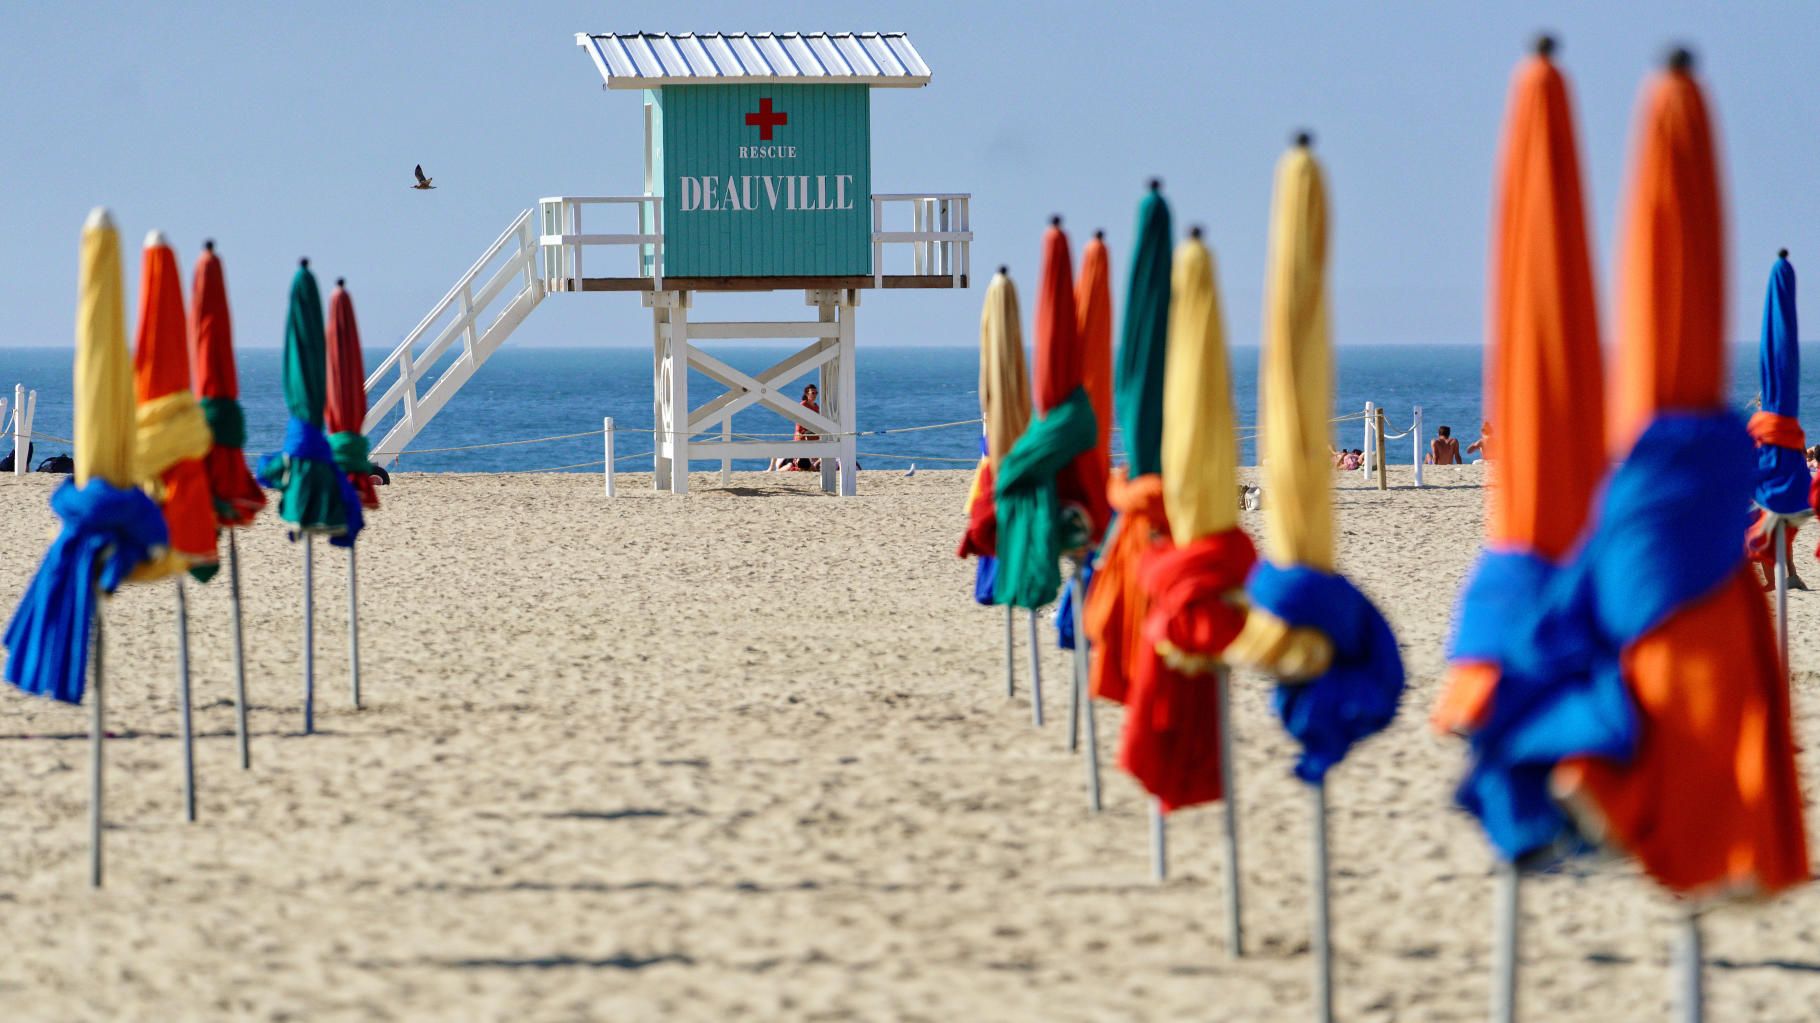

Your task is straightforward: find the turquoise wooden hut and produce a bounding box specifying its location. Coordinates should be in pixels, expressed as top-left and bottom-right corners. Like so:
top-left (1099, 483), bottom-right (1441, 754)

top-left (360, 31), bottom-right (972, 496)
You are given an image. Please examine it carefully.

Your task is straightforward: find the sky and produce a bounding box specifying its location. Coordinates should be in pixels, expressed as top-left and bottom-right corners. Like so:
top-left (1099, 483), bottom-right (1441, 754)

top-left (1, 1), bottom-right (1816, 353)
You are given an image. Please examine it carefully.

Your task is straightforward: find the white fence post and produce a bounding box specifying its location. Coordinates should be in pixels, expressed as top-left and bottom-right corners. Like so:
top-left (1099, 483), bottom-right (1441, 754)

top-left (1412, 405), bottom-right (1425, 488)
top-left (13, 383), bottom-right (31, 477)
top-left (1361, 400), bottom-right (1376, 478)
top-left (603, 417), bottom-right (616, 497)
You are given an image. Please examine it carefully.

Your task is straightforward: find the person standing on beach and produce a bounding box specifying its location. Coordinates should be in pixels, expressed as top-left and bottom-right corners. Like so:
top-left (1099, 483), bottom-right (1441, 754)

top-left (1429, 425), bottom-right (1462, 464)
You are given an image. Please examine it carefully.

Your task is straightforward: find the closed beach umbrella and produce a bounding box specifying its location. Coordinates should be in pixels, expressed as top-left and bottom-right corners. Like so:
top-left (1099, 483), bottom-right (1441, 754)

top-left (1078, 232), bottom-right (1116, 494)
top-left (191, 240), bottom-right (266, 768)
top-left (994, 220), bottom-right (1100, 609)
top-left (1122, 228), bottom-right (1254, 812)
top-left (956, 268), bottom-right (1031, 566)
top-left (957, 268), bottom-right (1034, 710)
top-left (1054, 231), bottom-right (1114, 651)
top-left (1030, 223), bottom-right (1111, 549)
top-left (131, 232), bottom-right (217, 581)
top-left (1548, 52), bottom-right (1808, 900)
top-left (1225, 137), bottom-right (1404, 1023)
top-left (325, 280), bottom-right (381, 511)
top-left (129, 230), bottom-right (217, 820)
top-left (258, 260), bottom-right (365, 734)
top-left (1083, 182), bottom-right (1174, 706)
top-left (190, 240), bottom-right (267, 528)
top-left (1433, 40), bottom-right (1606, 1020)
top-left (3, 208), bottom-right (169, 885)
top-left (1745, 254), bottom-right (1807, 612)
top-left (259, 261), bottom-right (363, 541)
top-left (325, 279), bottom-right (377, 712)
top-left (1122, 228), bottom-right (1256, 946)
top-left (1438, 38), bottom-right (1609, 858)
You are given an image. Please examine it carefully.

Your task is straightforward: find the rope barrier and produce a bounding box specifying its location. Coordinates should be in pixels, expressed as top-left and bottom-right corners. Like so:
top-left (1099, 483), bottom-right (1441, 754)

top-left (1, 429), bottom-right (73, 445)
top-left (856, 451), bottom-right (978, 464)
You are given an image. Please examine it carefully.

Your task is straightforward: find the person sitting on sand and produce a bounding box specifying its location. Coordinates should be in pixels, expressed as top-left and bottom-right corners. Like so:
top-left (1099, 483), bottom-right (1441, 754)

top-left (1340, 449), bottom-right (1362, 471)
top-left (1807, 445), bottom-right (1819, 473)
top-left (1466, 421), bottom-right (1491, 461)
top-left (771, 384), bottom-right (823, 471)
top-left (1428, 425), bottom-right (1462, 465)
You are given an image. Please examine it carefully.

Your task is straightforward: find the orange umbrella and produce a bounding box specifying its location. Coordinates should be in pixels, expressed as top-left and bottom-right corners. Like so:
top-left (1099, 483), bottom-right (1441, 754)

top-left (132, 233), bottom-right (217, 578)
top-left (1435, 40), bottom-right (1606, 754)
top-left (1551, 51), bottom-right (1808, 900)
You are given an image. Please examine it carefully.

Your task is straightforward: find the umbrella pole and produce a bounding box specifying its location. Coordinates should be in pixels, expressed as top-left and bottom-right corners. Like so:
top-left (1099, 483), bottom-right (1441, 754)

top-left (228, 529), bottom-right (250, 770)
top-left (176, 579), bottom-right (196, 822)
top-left (1150, 800), bottom-right (1167, 881)
top-left (347, 544), bottom-right (361, 710)
top-left (1004, 605), bottom-right (1015, 699)
top-left (1218, 668), bottom-right (1244, 956)
top-left (1492, 862), bottom-right (1520, 1023)
top-left (1068, 576), bottom-right (1102, 813)
top-left (1026, 609), bottom-right (1044, 727)
top-left (1678, 910), bottom-right (1705, 1023)
top-left (1311, 781), bottom-right (1334, 1023)
top-left (1775, 520), bottom-right (1789, 672)
top-left (302, 533), bottom-right (315, 735)
top-left (90, 604), bottom-right (105, 888)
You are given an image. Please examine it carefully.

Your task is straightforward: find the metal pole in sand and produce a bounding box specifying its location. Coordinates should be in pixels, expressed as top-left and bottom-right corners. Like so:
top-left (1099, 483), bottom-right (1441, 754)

top-left (1310, 781), bottom-right (1334, 1023)
top-left (1004, 605), bottom-right (1015, 699)
top-left (90, 607), bottom-right (105, 888)
top-left (1218, 667), bottom-right (1244, 956)
top-left (347, 545), bottom-right (362, 710)
top-left (1067, 573), bottom-right (1101, 813)
top-left (1775, 521), bottom-right (1789, 671)
top-left (176, 578), bottom-right (196, 822)
top-left (1151, 800), bottom-right (1167, 881)
top-left (1492, 862), bottom-right (1520, 1023)
top-left (1678, 911), bottom-right (1705, 1023)
top-left (1026, 609), bottom-right (1044, 726)
top-left (302, 532), bottom-right (315, 735)
top-left (228, 529), bottom-right (250, 769)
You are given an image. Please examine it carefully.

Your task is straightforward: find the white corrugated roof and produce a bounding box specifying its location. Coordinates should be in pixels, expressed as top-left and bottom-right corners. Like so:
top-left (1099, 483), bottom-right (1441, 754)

top-left (576, 32), bottom-right (931, 89)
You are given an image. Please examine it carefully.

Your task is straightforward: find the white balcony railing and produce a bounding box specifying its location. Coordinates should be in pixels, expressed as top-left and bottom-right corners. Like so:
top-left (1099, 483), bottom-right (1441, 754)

top-left (535, 193), bottom-right (971, 289)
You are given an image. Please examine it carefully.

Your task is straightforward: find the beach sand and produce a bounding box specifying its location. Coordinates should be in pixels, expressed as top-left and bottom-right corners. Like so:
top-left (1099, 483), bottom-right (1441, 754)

top-left (3, 466), bottom-right (1819, 1021)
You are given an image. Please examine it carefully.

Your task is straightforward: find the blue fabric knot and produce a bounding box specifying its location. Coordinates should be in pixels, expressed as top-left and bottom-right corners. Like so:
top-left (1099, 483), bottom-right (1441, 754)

top-left (973, 555), bottom-right (998, 606)
top-left (1449, 409), bottom-right (1752, 862)
top-left (1247, 562), bottom-right (1405, 783)
top-left (1755, 444), bottom-right (1809, 517)
top-left (4, 479), bottom-right (168, 704)
top-left (258, 417), bottom-right (365, 548)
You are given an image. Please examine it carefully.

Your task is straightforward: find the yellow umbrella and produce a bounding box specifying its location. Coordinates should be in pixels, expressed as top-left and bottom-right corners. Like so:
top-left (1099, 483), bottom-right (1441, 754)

top-left (4, 208), bottom-right (170, 886)
top-left (1225, 136), bottom-right (1405, 1023)
top-left (75, 211), bottom-right (136, 490)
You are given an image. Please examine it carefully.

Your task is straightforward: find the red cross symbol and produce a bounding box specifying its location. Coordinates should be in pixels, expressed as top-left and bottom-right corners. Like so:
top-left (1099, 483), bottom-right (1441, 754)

top-left (744, 97), bottom-right (788, 140)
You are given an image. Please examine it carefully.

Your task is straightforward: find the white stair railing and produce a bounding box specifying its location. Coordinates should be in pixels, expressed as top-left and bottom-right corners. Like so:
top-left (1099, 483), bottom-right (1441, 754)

top-left (363, 210), bottom-right (544, 462)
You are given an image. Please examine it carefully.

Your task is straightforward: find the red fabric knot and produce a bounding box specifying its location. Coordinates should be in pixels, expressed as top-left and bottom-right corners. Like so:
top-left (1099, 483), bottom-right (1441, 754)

top-left (1139, 528), bottom-right (1259, 675)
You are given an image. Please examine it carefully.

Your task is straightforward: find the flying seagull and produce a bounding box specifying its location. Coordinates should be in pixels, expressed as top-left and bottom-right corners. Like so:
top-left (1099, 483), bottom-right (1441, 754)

top-left (412, 165), bottom-right (435, 190)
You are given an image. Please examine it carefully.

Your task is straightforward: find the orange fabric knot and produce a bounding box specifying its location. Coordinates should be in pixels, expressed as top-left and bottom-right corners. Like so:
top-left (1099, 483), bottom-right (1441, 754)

top-left (1431, 661), bottom-right (1500, 735)
top-left (1083, 471), bottom-right (1168, 704)
top-left (1748, 411), bottom-right (1806, 453)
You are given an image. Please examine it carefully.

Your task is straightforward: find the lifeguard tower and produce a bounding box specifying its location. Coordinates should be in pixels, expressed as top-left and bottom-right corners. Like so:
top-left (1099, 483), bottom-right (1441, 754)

top-left (360, 32), bottom-right (972, 495)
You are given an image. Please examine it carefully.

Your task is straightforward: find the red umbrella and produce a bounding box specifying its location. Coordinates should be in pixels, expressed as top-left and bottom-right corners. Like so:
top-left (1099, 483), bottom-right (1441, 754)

top-left (325, 280), bottom-right (380, 510)
top-left (1033, 221), bottom-right (1110, 548)
top-left (190, 241), bottom-right (267, 527)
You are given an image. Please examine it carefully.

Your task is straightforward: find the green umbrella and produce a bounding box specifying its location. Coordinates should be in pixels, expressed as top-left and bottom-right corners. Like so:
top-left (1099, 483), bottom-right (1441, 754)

top-left (1118, 181), bottom-right (1173, 476)
top-left (256, 259), bottom-right (364, 735)
top-left (258, 262), bottom-right (349, 532)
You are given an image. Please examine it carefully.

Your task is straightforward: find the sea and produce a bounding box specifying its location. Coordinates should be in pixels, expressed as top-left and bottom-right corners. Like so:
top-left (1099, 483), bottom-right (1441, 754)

top-left (0, 344), bottom-right (1804, 474)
